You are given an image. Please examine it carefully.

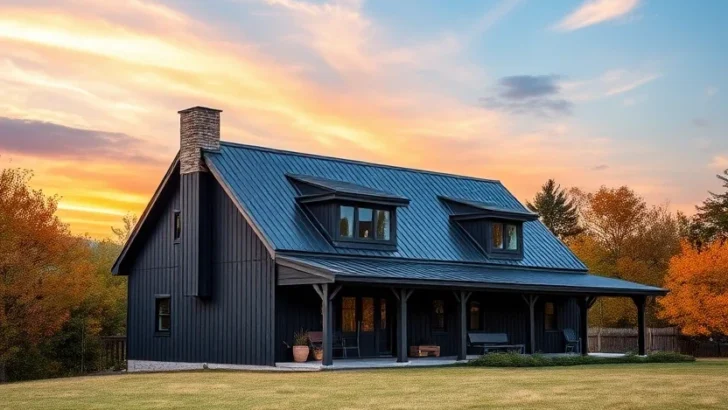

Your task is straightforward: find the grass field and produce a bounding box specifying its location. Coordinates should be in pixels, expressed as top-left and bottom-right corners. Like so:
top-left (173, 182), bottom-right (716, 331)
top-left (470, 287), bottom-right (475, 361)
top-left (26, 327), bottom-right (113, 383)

top-left (1, 360), bottom-right (727, 409)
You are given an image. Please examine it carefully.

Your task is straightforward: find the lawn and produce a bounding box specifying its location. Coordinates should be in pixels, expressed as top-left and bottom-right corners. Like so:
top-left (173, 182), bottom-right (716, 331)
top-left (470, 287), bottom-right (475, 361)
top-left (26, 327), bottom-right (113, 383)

top-left (2, 360), bottom-right (727, 410)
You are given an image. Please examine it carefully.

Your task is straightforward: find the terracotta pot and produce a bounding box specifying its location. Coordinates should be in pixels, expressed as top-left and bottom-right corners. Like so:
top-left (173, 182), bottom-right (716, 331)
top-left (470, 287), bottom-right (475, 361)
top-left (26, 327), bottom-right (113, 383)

top-left (312, 348), bottom-right (323, 361)
top-left (293, 346), bottom-right (310, 363)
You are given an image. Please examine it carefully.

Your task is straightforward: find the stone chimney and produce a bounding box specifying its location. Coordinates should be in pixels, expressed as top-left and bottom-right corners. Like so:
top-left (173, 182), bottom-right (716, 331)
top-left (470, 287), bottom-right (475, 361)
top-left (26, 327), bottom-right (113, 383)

top-left (178, 106), bottom-right (220, 298)
top-left (178, 106), bottom-right (222, 174)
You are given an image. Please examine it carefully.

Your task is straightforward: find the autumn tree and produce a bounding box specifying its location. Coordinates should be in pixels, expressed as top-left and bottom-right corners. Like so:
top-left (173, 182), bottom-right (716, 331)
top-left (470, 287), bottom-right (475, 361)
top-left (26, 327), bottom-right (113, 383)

top-left (0, 168), bottom-right (91, 382)
top-left (527, 179), bottom-right (582, 240)
top-left (111, 213), bottom-right (138, 246)
top-left (659, 241), bottom-right (728, 336)
top-left (569, 186), bottom-right (680, 327)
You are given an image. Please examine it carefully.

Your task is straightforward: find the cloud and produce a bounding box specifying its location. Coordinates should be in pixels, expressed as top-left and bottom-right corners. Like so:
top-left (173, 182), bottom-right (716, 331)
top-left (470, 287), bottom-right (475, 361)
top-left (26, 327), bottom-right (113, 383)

top-left (592, 164), bottom-right (609, 171)
top-left (692, 118), bottom-right (710, 128)
top-left (481, 75), bottom-right (573, 116)
top-left (706, 86), bottom-right (719, 97)
top-left (0, 117), bottom-right (164, 164)
top-left (553, 0), bottom-right (640, 31)
top-left (563, 69), bottom-right (661, 101)
top-left (710, 155), bottom-right (728, 169)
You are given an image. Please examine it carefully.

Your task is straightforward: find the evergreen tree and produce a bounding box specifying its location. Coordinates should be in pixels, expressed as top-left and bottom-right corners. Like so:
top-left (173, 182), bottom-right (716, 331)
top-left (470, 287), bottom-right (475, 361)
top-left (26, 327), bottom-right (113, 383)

top-left (692, 169), bottom-right (728, 245)
top-left (527, 179), bottom-right (582, 240)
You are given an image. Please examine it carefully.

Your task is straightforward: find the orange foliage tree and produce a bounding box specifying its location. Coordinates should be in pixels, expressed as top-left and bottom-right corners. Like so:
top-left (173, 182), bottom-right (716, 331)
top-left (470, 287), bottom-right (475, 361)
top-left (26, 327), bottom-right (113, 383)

top-left (659, 241), bottom-right (728, 336)
top-left (569, 186), bottom-right (680, 327)
top-left (0, 168), bottom-right (92, 381)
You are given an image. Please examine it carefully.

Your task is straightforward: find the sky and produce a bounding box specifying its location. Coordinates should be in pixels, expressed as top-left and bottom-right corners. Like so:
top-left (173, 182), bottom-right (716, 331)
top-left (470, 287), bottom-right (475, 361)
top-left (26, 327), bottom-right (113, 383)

top-left (0, 0), bottom-right (726, 239)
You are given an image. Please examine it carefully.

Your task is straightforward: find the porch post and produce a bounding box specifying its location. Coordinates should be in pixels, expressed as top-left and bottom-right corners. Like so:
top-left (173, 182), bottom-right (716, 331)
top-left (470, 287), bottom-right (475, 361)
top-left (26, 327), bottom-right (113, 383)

top-left (393, 288), bottom-right (413, 363)
top-left (455, 291), bottom-right (472, 360)
top-left (633, 295), bottom-right (647, 356)
top-left (578, 297), bottom-right (589, 356)
top-left (321, 284), bottom-right (333, 366)
top-left (521, 295), bottom-right (538, 354)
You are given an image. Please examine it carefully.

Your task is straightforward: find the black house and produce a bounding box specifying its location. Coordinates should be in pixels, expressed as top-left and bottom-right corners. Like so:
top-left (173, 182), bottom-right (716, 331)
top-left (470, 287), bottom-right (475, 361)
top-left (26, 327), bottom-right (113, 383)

top-left (112, 106), bottom-right (665, 370)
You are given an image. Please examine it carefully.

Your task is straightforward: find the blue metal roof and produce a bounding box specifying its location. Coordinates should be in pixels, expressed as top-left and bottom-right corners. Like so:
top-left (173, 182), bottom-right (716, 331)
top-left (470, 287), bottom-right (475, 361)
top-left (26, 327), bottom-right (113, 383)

top-left (278, 255), bottom-right (666, 296)
top-left (205, 142), bottom-right (587, 271)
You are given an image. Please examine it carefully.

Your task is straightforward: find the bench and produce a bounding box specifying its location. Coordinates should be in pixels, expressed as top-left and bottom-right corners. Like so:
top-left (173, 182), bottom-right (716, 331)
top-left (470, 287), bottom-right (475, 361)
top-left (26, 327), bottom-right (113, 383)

top-left (468, 332), bottom-right (525, 354)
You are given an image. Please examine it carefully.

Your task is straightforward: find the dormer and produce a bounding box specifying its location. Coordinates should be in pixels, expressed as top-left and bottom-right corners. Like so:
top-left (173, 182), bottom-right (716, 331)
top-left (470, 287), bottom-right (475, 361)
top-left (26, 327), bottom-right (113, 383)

top-left (287, 174), bottom-right (409, 251)
top-left (439, 196), bottom-right (538, 260)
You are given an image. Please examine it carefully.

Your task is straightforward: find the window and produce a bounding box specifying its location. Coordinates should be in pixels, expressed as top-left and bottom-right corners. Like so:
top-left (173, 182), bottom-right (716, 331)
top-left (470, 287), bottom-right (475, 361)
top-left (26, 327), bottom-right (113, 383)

top-left (341, 297), bottom-right (357, 332)
top-left (361, 297), bottom-right (374, 332)
top-left (358, 208), bottom-right (373, 239)
top-left (491, 223), bottom-right (504, 249)
top-left (544, 302), bottom-right (557, 330)
top-left (506, 224), bottom-right (518, 250)
top-left (469, 302), bottom-right (481, 330)
top-left (155, 296), bottom-right (171, 333)
top-left (380, 299), bottom-right (387, 330)
top-left (432, 300), bottom-right (445, 331)
top-left (338, 205), bottom-right (393, 242)
top-left (339, 206), bottom-right (354, 238)
top-left (375, 210), bottom-right (391, 241)
top-left (173, 211), bottom-right (181, 241)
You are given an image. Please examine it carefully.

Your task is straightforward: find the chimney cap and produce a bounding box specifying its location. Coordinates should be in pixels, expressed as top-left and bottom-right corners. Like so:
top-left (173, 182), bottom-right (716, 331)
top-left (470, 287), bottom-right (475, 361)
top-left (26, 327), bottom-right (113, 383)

top-left (178, 106), bottom-right (223, 114)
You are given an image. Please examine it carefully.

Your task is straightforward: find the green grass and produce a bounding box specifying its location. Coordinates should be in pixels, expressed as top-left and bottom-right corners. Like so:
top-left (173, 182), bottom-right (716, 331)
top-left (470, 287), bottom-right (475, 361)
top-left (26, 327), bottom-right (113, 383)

top-left (1, 360), bottom-right (727, 409)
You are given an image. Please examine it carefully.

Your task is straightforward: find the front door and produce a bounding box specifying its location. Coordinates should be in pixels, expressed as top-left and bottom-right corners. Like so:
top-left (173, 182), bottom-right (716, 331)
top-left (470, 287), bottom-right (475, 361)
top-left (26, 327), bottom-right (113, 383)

top-left (339, 295), bottom-right (392, 357)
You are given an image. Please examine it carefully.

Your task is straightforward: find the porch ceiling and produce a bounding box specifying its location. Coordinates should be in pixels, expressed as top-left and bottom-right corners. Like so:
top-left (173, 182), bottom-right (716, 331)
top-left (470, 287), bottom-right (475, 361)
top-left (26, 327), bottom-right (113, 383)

top-left (275, 254), bottom-right (667, 297)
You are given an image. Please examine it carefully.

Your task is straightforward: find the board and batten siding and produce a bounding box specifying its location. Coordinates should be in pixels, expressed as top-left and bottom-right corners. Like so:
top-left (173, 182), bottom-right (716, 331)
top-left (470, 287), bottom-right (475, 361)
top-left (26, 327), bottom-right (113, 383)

top-left (127, 173), bottom-right (275, 366)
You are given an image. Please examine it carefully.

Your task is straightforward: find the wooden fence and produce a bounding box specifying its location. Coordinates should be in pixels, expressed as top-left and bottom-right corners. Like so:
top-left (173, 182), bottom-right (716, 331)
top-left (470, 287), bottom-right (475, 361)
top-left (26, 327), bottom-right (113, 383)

top-left (588, 327), bottom-right (728, 357)
top-left (588, 327), bottom-right (679, 353)
top-left (101, 336), bottom-right (127, 369)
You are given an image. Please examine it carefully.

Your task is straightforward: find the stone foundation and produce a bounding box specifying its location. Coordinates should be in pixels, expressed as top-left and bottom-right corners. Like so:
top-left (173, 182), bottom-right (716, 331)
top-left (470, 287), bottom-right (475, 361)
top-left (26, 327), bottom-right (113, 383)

top-left (127, 360), bottom-right (280, 372)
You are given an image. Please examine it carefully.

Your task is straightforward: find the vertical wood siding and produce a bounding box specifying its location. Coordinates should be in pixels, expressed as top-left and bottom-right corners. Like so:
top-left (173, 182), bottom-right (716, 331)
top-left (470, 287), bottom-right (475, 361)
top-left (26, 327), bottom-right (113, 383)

top-left (127, 175), bottom-right (275, 366)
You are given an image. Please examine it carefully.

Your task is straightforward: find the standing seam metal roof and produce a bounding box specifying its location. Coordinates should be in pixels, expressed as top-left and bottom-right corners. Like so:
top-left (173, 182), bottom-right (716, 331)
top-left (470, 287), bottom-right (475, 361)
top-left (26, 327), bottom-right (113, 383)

top-left (205, 142), bottom-right (587, 271)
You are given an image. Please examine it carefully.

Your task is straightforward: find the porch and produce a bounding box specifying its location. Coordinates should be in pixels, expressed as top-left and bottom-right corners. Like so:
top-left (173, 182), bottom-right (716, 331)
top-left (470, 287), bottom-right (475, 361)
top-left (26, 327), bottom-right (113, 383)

top-left (275, 255), bottom-right (666, 366)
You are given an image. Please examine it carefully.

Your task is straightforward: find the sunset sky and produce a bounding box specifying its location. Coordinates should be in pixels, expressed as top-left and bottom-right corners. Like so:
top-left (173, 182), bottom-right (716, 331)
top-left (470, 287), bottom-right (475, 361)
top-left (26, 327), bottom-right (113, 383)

top-left (1, 0), bottom-right (726, 239)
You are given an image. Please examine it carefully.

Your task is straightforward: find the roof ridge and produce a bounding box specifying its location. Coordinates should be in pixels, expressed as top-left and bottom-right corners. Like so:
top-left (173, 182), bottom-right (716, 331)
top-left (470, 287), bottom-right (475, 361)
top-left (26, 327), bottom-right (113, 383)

top-left (217, 140), bottom-right (502, 185)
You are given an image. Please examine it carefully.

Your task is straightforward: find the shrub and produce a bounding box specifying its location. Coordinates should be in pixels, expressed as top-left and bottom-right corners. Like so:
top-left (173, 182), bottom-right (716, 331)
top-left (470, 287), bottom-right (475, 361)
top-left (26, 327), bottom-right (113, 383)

top-left (468, 352), bottom-right (694, 367)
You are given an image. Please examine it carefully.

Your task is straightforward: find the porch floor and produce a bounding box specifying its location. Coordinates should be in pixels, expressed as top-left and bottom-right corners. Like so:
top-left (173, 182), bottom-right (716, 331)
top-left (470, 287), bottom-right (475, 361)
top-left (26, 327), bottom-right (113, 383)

top-left (275, 353), bottom-right (628, 371)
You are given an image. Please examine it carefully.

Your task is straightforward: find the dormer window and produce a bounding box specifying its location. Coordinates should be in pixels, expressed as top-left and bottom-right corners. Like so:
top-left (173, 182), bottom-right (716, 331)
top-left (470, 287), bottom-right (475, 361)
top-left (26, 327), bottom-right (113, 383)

top-left (286, 174), bottom-right (408, 251)
top-left (439, 196), bottom-right (536, 260)
top-left (338, 205), bottom-right (392, 242)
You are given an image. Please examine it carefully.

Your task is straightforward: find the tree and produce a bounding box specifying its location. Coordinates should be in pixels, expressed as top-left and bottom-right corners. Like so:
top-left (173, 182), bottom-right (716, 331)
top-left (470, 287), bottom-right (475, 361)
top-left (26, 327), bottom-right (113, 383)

top-left (0, 168), bottom-right (90, 382)
top-left (526, 179), bottom-right (582, 240)
top-left (568, 186), bottom-right (680, 327)
top-left (686, 169), bottom-right (728, 247)
top-left (659, 241), bottom-right (728, 336)
top-left (111, 213), bottom-right (138, 246)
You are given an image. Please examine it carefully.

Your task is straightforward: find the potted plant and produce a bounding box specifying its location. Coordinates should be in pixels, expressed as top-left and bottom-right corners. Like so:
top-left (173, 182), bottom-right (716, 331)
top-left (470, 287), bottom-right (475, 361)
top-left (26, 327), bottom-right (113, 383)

top-left (292, 329), bottom-right (310, 363)
top-left (312, 346), bottom-right (323, 361)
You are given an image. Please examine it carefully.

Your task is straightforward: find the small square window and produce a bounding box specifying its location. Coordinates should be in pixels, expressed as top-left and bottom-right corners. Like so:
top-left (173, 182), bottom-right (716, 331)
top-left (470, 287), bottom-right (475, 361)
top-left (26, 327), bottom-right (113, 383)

top-left (491, 223), bottom-right (503, 249)
top-left (358, 208), bottom-right (373, 239)
top-left (173, 211), bottom-right (181, 241)
top-left (506, 224), bottom-right (518, 250)
top-left (432, 300), bottom-right (445, 331)
top-left (339, 206), bottom-right (354, 238)
top-left (544, 302), bottom-right (557, 330)
top-left (156, 297), bottom-right (171, 333)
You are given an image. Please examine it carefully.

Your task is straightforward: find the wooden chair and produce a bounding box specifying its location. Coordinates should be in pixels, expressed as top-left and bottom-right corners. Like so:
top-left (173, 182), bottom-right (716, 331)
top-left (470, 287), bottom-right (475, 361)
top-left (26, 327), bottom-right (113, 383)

top-left (335, 321), bottom-right (361, 359)
top-left (563, 328), bottom-right (581, 353)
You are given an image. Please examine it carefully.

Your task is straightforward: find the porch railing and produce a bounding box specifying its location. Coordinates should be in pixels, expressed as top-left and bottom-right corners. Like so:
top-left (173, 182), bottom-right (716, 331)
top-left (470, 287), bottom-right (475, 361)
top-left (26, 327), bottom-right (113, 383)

top-left (101, 336), bottom-right (127, 369)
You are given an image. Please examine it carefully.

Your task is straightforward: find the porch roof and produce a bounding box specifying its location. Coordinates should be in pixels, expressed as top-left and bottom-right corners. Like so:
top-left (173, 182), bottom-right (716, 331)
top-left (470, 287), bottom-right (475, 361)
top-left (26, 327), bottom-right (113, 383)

top-left (276, 254), bottom-right (667, 296)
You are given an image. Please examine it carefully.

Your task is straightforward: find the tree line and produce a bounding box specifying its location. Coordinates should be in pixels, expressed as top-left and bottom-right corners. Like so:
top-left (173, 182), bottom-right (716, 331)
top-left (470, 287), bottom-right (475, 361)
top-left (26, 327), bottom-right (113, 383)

top-left (1, 165), bottom-right (726, 382)
top-left (527, 171), bottom-right (728, 334)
